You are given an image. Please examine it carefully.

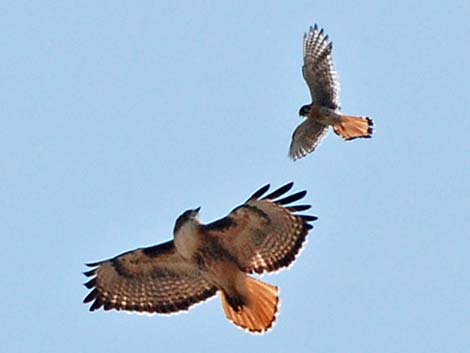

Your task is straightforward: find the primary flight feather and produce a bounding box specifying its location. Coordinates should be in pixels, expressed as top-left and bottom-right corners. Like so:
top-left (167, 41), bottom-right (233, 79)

top-left (290, 24), bottom-right (374, 160)
top-left (83, 182), bottom-right (317, 334)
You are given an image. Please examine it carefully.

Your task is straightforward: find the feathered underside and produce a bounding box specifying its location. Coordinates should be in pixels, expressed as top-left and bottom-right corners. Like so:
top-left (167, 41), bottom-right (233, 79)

top-left (289, 119), bottom-right (329, 160)
top-left (83, 182), bottom-right (317, 335)
top-left (83, 241), bottom-right (217, 314)
top-left (303, 24), bottom-right (340, 110)
top-left (203, 182), bottom-right (317, 275)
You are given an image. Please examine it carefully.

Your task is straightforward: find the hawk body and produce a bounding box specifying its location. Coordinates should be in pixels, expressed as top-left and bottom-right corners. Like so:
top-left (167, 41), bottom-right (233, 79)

top-left (289, 24), bottom-right (374, 160)
top-left (84, 182), bottom-right (317, 334)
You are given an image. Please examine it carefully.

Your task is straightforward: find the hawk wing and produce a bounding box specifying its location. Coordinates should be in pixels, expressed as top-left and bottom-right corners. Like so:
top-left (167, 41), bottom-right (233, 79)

top-left (203, 183), bottom-right (317, 275)
top-left (289, 118), bottom-right (329, 160)
top-left (303, 24), bottom-right (340, 110)
top-left (83, 240), bottom-right (217, 314)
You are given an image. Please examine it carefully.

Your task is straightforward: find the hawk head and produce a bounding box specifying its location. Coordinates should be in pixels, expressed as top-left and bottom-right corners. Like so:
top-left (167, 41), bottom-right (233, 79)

top-left (298, 104), bottom-right (311, 117)
top-left (173, 207), bottom-right (201, 234)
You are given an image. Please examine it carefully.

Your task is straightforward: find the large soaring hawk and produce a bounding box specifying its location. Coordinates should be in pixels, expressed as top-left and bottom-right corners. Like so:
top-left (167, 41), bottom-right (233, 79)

top-left (83, 182), bottom-right (317, 334)
top-left (289, 24), bottom-right (374, 160)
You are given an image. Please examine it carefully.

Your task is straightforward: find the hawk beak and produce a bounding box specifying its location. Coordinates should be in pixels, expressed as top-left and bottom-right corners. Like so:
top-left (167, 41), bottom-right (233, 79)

top-left (193, 207), bottom-right (201, 215)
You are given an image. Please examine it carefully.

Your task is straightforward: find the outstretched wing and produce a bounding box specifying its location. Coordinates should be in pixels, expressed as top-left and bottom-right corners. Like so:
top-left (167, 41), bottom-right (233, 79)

top-left (204, 183), bottom-right (317, 275)
top-left (303, 24), bottom-right (340, 110)
top-left (83, 240), bottom-right (217, 314)
top-left (289, 118), bottom-right (329, 160)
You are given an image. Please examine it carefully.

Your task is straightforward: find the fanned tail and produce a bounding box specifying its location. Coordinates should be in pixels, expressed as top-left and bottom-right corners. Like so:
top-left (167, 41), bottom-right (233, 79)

top-left (221, 276), bottom-right (279, 334)
top-left (333, 115), bottom-right (374, 140)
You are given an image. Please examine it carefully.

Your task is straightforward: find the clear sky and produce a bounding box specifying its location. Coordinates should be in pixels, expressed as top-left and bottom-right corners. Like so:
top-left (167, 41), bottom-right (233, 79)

top-left (1, 1), bottom-right (469, 352)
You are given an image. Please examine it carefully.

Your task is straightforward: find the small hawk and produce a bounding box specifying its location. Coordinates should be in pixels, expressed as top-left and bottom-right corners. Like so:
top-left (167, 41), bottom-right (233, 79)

top-left (83, 182), bottom-right (317, 334)
top-left (289, 24), bottom-right (374, 160)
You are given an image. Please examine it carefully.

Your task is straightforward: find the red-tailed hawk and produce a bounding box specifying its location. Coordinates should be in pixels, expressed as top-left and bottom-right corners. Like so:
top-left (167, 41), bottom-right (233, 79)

top-left (289, 24), bottom-right (374, 160)
top-left (83, 182), bottom-right (317, 334)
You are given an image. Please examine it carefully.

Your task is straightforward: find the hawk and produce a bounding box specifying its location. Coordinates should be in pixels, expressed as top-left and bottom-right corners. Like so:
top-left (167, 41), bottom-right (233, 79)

top-left (83, 182), bottom-right (317, 334)
top-left (289, 24), bottom-right (374, 160)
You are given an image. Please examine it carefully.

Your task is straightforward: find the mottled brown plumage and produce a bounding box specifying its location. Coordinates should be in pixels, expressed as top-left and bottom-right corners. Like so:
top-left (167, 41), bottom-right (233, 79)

top-left (83, 182), bottom-right (317, 334)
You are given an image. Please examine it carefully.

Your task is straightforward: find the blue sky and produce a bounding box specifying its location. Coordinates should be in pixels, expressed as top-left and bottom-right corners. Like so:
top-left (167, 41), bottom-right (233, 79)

top-left (1, 1), bottom-right (469, 352)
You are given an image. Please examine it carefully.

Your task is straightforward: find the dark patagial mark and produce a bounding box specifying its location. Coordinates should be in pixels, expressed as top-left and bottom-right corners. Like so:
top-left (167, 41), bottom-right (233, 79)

top-left (298, 104), bottom-right (311, 117)
top-left (203, 216), bottom-right (235, 232)
top-left (142, 240), bottom-right (174, 257)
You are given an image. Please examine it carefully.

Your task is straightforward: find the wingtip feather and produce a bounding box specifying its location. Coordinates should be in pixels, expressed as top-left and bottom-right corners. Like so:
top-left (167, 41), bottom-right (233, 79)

top-left (248, 184), bottom-right (270, 201)
top-left (84, 277), bottom-right (96, 289)
top-left (83, 269), bottom-right (96, 277)
top-left (287, 204), bottom-right (312, 212)
top-left (275, 190), bottom-right (307, 205)
top-left (85, 261), bottom-right (102, 267)
top-left (300, 215), bottom-right (318, 222)
top-left (83, 288), bottom-right (97, 304)
top-left (262, 182), bottom-right (294, 200)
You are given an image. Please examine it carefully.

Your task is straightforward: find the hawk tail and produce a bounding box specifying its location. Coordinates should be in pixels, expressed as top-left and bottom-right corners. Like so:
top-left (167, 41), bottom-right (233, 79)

top-left (221, 276), bottom-right (279, 334)
top-left (333, 115), bottom-right (374, 141)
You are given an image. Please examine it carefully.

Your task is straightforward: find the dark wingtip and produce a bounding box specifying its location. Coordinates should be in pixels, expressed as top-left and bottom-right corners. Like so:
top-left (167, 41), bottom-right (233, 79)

top-left (263, 182), bottom-right (294, 200)
top-left (85, 261), bottom-right (102, 267)
top-left (287, 204), bottom-right (312, 212)
top-left (83, 269), bottom-right (96, 277)
top-left (84, 278), bottom-right (96, 289)
top-left (300, 215), bottom-right (318, 222)
top-left (83, 288), bottom-right (97, 304)
top-left (301, 213), bottom-right (318, 231)
top-left (248, 184), bottom-right (270, 201)
top-left (276, 190), bottom-right (307, 205)
top-left (89, 299), bottom-right (103, 311)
